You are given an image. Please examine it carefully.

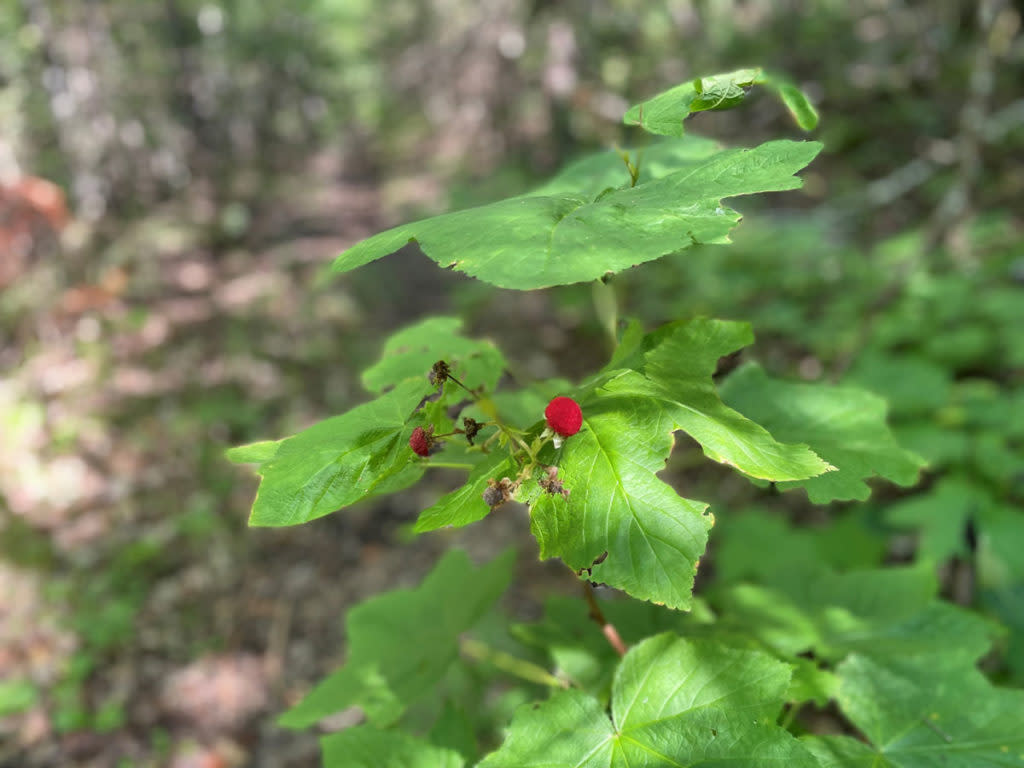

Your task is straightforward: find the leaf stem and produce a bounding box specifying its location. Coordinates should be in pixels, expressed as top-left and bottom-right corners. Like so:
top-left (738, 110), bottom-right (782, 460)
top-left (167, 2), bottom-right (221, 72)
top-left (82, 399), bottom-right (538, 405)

top-left (779, 702), bottom-right (803, 731)
top-left (614, 145), bottom-right (640, 187)
top-left (423, 462), bottom-right (475, 470)
top-left (446, 372), bottom-right (539, 464)
top-left (583, 581), bottom-right (628, 657)
top-left (460, 636), bottom-right (568, 689)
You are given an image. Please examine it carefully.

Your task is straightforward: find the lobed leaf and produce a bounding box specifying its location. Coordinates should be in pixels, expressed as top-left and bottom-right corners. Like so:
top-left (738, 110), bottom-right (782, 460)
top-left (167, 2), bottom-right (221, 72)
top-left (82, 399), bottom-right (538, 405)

top-left (280, 549), bottom-right (513, 729)
top-left (362, 316), bottom-right (505, 394)
top-left (479, 633), bottom-right (816, 767)
top-left (532, 318), bottom-right (828, 609)
top-left (719, 363), bottom-right (926, 502)
top-left (529, 394), bottom-right (713, 610)
top-left (527, 135), bottom-right (721, 199)
top-left (333, 140), bottom-right (822, 290)
top-left (238, 377), bottom-right (434, 526)
top-left (804, 654), bottom-right (1024, 767)
top-left (717, 564), bottom-right (998, 663)
top-left (885, 475), bottom-right (991, 563)
top-left (624, 68), bottom-right (819, 137)
top-left (602, 318), bottom-right (833, 481)
top-left (713, 509), bottom-right (886, 585)
top-left (414, 452), bottom-right (517, 533)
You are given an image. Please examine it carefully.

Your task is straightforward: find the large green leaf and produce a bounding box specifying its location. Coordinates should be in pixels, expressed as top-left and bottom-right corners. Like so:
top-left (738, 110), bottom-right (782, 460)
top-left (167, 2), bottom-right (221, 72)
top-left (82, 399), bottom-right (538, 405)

top-left (602, 318), bottom-right (832, 481)
top-left (479, 633), bottom-right (816, 767)
top-left (804, 654), bottom-right (1024, 767)
top-left (720, 363), bottom-right (925, 502)
top-left (362, 316), bottom-right (506, 394)
top-left (529, 393), bottom-right (713, 610)
top-left (714, 509), bottom-right (886, 586)
top-left (333, 140), bottom-right (822, 290)
top-left (844, 352), bottom-right (952, 419)
top-left (233, 377), bottom-right (433, 526)
top-left (885, 475), bottom-right (991, 563)
top-left (717, 565), bottom-right (998, 663)
top-left (322, 726), bottom-right (463, 768)
top-left (280, 549), bottom-right (513, 729)
top-left (531, 319), bottom-right (827, 609)
top-left (624, 69), bottom-right (819, 136)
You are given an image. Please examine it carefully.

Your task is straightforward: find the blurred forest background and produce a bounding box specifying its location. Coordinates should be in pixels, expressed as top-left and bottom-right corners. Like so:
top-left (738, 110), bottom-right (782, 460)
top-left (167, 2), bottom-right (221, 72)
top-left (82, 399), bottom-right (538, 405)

top-left (1, 1), bottom-right (1022, 766)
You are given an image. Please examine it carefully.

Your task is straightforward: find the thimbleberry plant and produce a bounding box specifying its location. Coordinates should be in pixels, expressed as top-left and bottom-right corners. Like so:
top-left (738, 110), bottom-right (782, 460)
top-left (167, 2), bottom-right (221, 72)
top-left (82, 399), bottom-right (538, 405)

top-left (229, 70), bottom-right (1022, 767)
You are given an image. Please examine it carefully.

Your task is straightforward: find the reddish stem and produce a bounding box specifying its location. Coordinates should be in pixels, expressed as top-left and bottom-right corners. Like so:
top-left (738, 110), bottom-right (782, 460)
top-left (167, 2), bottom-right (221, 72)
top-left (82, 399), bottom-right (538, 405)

top-left (583, 581), bottom-right (627, 657)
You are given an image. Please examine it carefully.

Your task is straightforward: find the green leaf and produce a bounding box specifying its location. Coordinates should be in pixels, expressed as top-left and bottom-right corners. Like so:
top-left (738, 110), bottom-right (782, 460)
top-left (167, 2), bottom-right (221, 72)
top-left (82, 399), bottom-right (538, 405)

top-left (803, 654), bottom-right (1024, 768)
top-left (241, 378), bottom-right (434, 525)
top-left (844, 352), bottom-right (952, 419)
top-left (787, 658), bottom-right (839, 707)
top-left (529, 393), bottom-right (713, 610)
top-left (624, 69), bottom-right (818, 136)
top-left (603, 318), bottom-right (832, 481)
top-left (224, 439), bottom-right (283, 464)
top-left (714, 508), bottom-right (886, 585)
top-left (885, 476), bottom-right (991, 563)
top-left (413, 452), bottom-right (516, 532)
top-left (428, 702), bottom-right (477, 763)
top-left (717, 565), bottom-right (997, 663)
top-left (530, 319), bottom-right (828, 609)
top-left (527, 136), bottom-right (721, 199)
top-left (720, 363), bottom-right (925, 503)
top-left (977, 505), bottom-right (1024, 588)
top-left (280, 549), bottom-right (513, 729)
top-left (333, 140), bottom-right (822, 290)
top-left (362, 316), bottom-right (506, 394)
top-left (321, 726), bottom-right (464, 768)
top-left (761, 73), bottom-right (820, 131)
top-left (979, 584), bottom-right (1024, 683)
top-left (479, 633), bottom-right (816, 768)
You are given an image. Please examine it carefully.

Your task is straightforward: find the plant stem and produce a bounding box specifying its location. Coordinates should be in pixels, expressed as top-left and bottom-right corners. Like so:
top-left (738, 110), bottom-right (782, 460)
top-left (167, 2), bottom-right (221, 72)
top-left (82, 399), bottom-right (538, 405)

top-left (583, 581), bottom-right (628, 657)
top-left (779, 702), bottom-right (803, 731)
top-left (423, 462), bottom-right (475, 470)
top-left (460, 636), bottom-right (568, 689)
top-left (446, 373), bottom-right (540, 464)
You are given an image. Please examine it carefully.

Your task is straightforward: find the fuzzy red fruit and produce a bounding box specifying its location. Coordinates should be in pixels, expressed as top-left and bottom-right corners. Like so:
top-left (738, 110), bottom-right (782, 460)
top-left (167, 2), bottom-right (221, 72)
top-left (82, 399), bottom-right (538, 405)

top-left (545, 396), bottom-right (583, 438)
top-left (409, 426), bottom-right (432, 456)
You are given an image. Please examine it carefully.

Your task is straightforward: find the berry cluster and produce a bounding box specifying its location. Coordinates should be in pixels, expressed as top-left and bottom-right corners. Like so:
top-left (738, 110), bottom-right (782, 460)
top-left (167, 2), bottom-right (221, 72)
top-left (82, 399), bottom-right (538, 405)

top-left (409, 385), bottom-right (584, 510)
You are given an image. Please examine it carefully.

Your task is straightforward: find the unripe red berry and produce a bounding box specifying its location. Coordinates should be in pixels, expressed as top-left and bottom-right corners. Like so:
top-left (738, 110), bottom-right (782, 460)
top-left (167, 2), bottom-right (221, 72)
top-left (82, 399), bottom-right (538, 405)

top-left (544, 396), bottom-right (582, 438)
top-left (409, 426), bottom-right (433, 457)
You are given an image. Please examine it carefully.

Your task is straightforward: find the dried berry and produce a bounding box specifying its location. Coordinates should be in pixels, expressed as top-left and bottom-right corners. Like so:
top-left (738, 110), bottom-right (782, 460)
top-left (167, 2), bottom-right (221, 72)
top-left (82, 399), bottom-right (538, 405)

top-left (482, 484), bottom-right (504, 507)
top-left (409, 425), bottom-right (435, 457)
top-left (462, 417), bottom-right (483, 445)
top-left (429, 360), bottom-right (451, 388)
top-left (482, 477), bottom-right (516, 508)
top-left (539, 465), bottom-right (570, 500)
top-left (544, 396), bottom-right (583, 438)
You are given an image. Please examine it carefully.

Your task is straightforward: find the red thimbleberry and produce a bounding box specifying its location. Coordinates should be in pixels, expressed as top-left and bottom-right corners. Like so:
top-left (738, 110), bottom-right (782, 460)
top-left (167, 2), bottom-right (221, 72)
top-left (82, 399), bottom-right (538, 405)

top-left (409, 425), bottom-right (434, 457)
top-left (545, 396), bottom-right (582, 438)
